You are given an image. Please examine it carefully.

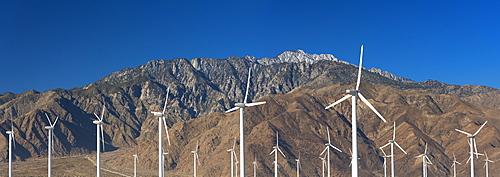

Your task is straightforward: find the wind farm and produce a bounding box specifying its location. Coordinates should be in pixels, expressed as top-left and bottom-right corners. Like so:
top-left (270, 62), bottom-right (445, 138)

top-left (0, 46), bottom-right (499, 177)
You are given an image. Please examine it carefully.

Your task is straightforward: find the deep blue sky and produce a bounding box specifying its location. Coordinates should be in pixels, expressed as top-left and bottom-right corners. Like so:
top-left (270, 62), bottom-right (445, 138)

top-left (1, 1), bottom-right (499, 94)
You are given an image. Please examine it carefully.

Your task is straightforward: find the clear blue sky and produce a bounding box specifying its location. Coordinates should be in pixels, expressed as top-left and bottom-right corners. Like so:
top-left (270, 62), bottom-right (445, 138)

top-left (1, 1), bottom-right (499, 94)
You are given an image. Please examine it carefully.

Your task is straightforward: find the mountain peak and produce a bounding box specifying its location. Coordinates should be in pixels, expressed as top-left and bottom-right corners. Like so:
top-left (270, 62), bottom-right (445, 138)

top-left (257, 49), bottom-right (345, 65)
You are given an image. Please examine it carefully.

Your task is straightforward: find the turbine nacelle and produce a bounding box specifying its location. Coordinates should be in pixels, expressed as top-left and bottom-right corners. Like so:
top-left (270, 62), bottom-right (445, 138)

top-left (44, 126), bottom-right (54, 130)
top-left (346, 90), bottom-right (359, 95)
top-left (6, 130), bottom-right (13, 134)
top-left (93, 120), bottom-right (103, 125)
top-left (151, 111), bottom-right (166, 117)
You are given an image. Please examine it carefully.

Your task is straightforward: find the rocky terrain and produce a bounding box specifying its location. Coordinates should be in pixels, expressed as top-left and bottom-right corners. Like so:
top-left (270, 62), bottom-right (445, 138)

top-left (0, 50), bottom-right (499, 176)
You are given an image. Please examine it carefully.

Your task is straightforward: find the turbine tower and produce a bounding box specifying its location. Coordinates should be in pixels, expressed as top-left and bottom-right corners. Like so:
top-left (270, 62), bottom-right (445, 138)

top-left (451, 153), bottom-right (462, 177)
top-left (252, 155), bottom-right (257, 177)
top-left (295, 152), bottom-right (301, 177)
top-left (6, 113), bottom-right (16, 177)
top-left (319, 155), bottom-right (326, 177)
top-left (269, 131), bottom-right (286, 177)
top-left (455, 121), bottom-right (488, 177)
top-left (380, 149), bottom-right (391, 177)
top-left (415, 143), bottom-right (432, 177)
top-left (44, 113), bottom-right (59, 177)
top-left (227, 137), bottom-right (238, 177)
top-left (483, 151), bottom-right (494, 177)
top-left (379, 122), bottom-right (407, 177)
top-left (133, 153), bottom-right (137, 177)
top-left (226, 66), bottom-right (266, 177)
top-left (191, 141), bottom-right (200, 177)
top-left (320, 128), bottom-right (342, 177)
top-left (93, 104), bottom-right (107, 177)
top-left (324, 45), bottom-right (387, 177)
top-left (151, 88), bottom-right (172, 177)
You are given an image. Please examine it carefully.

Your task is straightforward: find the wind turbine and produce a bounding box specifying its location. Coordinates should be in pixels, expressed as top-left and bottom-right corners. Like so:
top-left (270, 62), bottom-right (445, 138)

top-left (320, 128), bottom-right (342, 177)
top-left (133, 153), bottom-right (137, 177)
top-left (6, 113), bottom-right (16, 177)
top-left (226, 66), bottom-right (266, 177)
top-left (455, 121), bottom-right (488, 177)
top-left (324, 45), bottom-right (387, 177)
top-left (379, 122), bottom-right (407, 177)
top-left (269, 131), bottom-right (286, 177)
top-left (415, 143), bottom-right (432, 177)
top-left (451, 153), bottom-right (462, 177)
top-left (295, 152), bottom-right (302, 177)
top-left (191, 140), bottom-right (200, 177)
top-left (483, 151), bottom-right (494, 177)
top-left (93, 104), bottom-right (107, 177)
top-left (151, 88), bottom-right (172, 177)
top-left (252, 154), bottom-right (257, 177)
top-left (227, 137), bottom-right (238, 177)
top-left (319, 155), bottom-right (326, 177)
top-left (44, 113), bottom-right (59, 177)
top-left (380, 149), bottom-right (391, 177)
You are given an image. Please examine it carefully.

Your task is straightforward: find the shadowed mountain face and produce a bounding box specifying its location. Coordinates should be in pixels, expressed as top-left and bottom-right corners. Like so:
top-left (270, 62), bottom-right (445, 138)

top-left (0, 50), bottom-right (499, 176)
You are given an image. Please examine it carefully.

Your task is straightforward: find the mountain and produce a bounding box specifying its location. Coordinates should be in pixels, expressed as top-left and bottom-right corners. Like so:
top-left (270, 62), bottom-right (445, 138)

top-left (0, 50), bottom-right (499, 176)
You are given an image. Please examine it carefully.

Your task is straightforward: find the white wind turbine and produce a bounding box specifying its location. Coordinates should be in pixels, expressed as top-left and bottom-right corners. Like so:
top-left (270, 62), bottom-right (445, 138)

top-left (151, 88), bottom-right (172, 177)
top-left (483, 151), bottom-right (494, 177)
top-left (191, 140), bottom-right (200, 177)
top-left (455, 121), bottom-right (488, 177)
top-left (319, 155), bottom-right (326, 177)
top-left (320, 128), bottom-right (342, 177)
top-left (379, 122), bottom-right (407, 177)
top-left (295, 152), bottom-right (302, 177)
top-left (227, 137), bottom-right (238, 177)
top-left (451, 153), bottom-right (462, 177)
top-left (6, 113), bottom-right (16, 177)
top-left (252, 155), bottom-right (257, 177)
top-left (93, 104), bottom-right (107, 177)
top-left (226, 66), bottom-right (266, 177)
top-left (415, 143), bottom-right (432, 177)
top-left (44, 113), bottom-right (59, 177)
top-left (380, 149), bottom-right (391, 177)
top-left (269, 131), bottom-right (286, 177)
top-left (324, 45), bottom-right (387, 177)
top-left (133, 153), bottom-right (137, 177)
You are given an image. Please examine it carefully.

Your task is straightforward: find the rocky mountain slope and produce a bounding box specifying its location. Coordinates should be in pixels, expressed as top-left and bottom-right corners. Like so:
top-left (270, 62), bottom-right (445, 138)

top-left (0, 50), bottom-right (499, 176)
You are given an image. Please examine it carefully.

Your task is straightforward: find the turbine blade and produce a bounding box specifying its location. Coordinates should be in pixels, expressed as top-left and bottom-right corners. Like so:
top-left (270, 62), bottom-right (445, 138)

top-left (93, 113), bottom-right (100, 120)
top-left (101, 124), bottom-right (105, 152)
top-left (277, 147), bottom-right (286, 158)
top-left (100, 103), bottom-right (106, 121)
top-left (473, 139), bottom-right (479, 158)
top-left (244, 67), bottom-right (252, 104)
top-left (380, 142), bottom-right (391, 149)
top-left (245, 101), bottom-right (266, 107)
top-left (325, 94), bottom-right (351, 109)
top-left (327, 128), bottom-right (331, 145)
top-left (196, 153), bottom-right (201, 165)
top-left (394, 142), bottom-right (407, 154)
top-left (425, 155), bottom-right (432, 164)
top-left (453, 152), bottom-right (457, 161)
top-left (473, 121), bottom-right (488, 136)
top-left (232, 151), bottom-right (238, 159)
top-left (270, 149), bottom-right (276, 155)
top-left (320, 146), bottom-right (328, 156)
top-left (380, 149), bottom-right (387, 157)
top-left (53, 116), bottom-right (59, 126)
top-left (465, 156), bottom-right (471, 164)
top-left (416, 154), bottom-right (424, 158)
top-left (392, 122), bottom-right (396, 140)
top-left (356, 45), bottom-right (364, 90)
top-left (225, 107), bottom-right (239, 113)
top-left (45, 113), bottom-right (53, 126)
top-left (232, 137), bottom-right (237, 150)
top-left (329, 144), bottom-right (342, 152)
top-left (162, 88), bottom-right (170, 114)
top-left (162, 116), bottom-right (171, 146)
top-left (196, 140), bottom-right (199, 152)
top-left (424, 143), bottom-right (428, 154)
top-left (455, 129), bottom-right (473, 136)
top-left (358, 93), bottom-right (387, 122)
